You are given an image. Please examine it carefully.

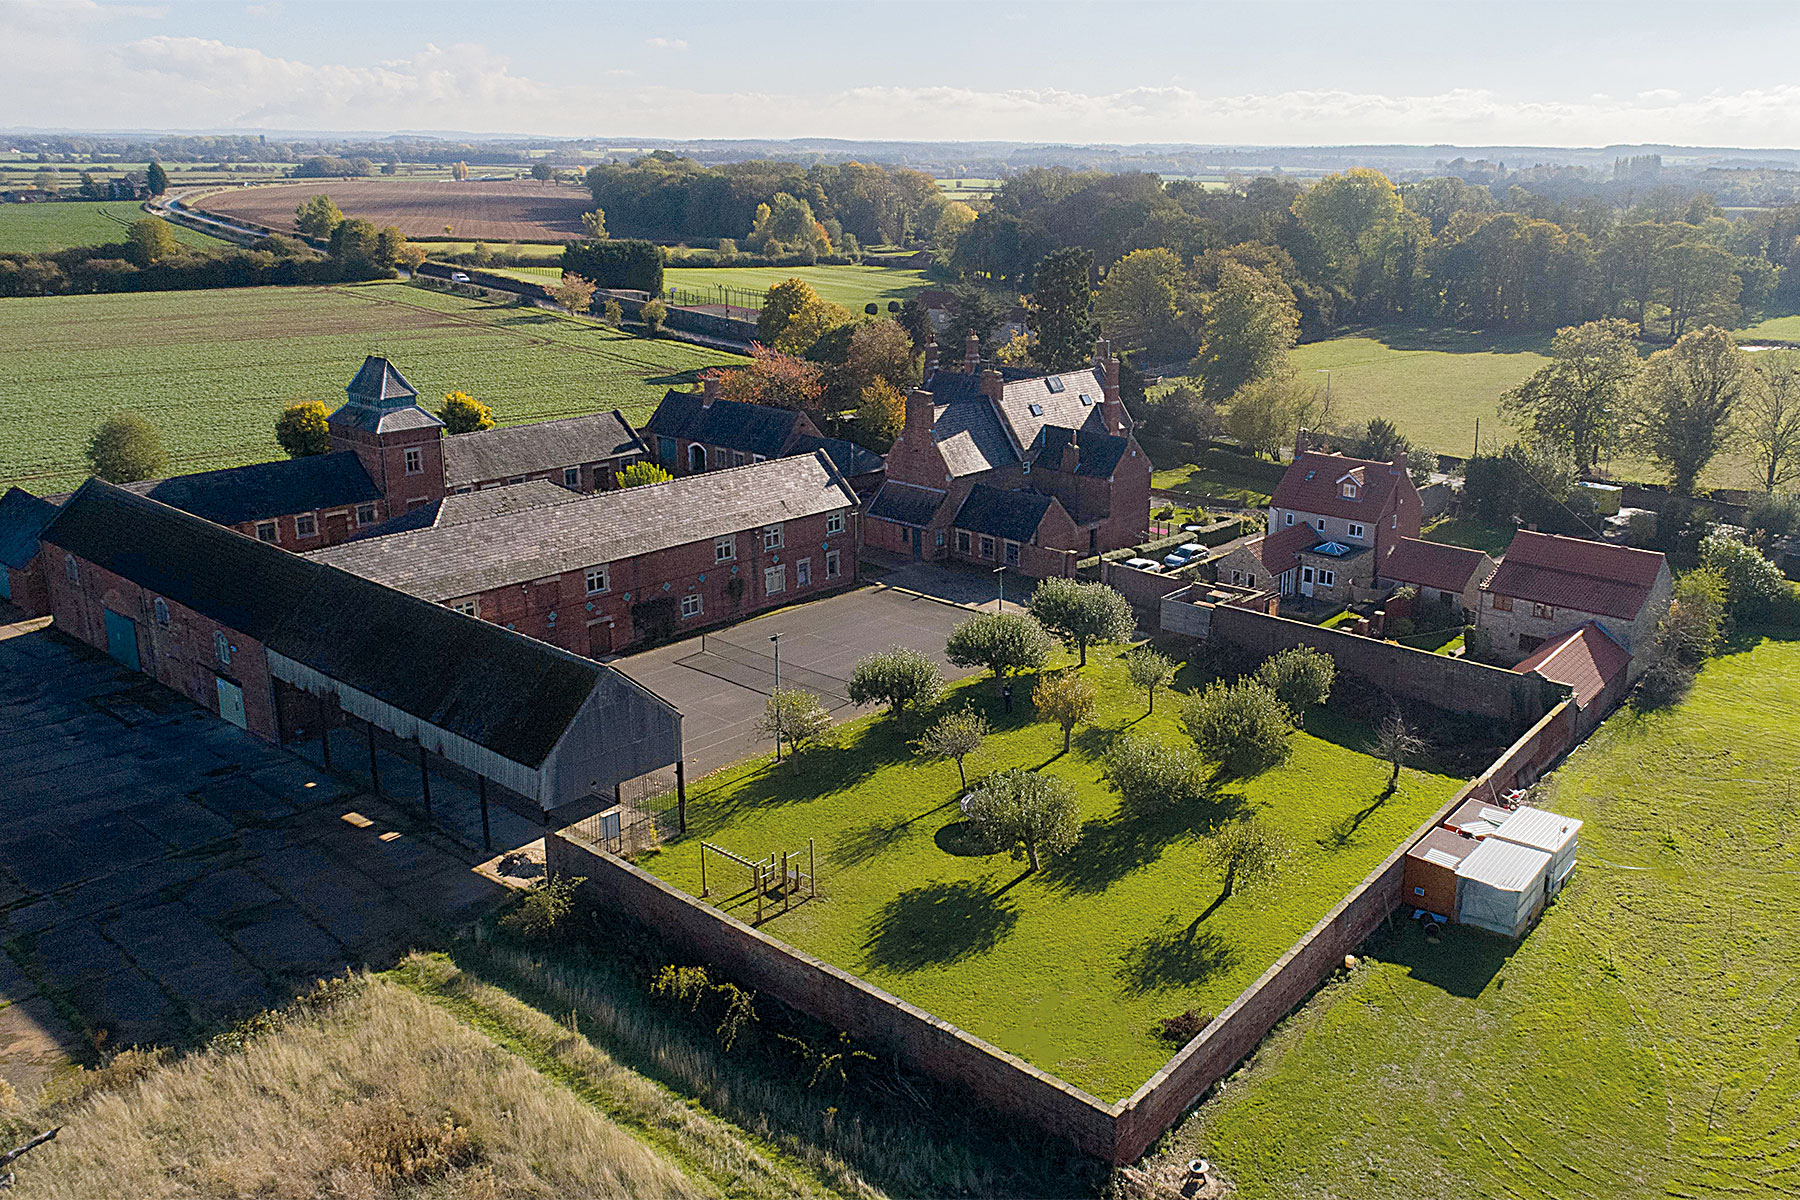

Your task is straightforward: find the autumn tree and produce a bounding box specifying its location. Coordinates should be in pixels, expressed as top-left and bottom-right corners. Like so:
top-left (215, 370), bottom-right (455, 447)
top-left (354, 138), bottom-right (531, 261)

top-left (450, 161), bottom-right (469, 181)
top-left (855, 378), bottom-right (906, 449)
top-left (1501, 318), bottom-right (1641, 474)
top-left (965, 768), bottom-right (1081, 872)
top-left (641, 297), bottom-right (668, 334)
top-left (1123, 645), bottom-right (1176, 714)
top-left (847, 646), bottom-right (944, 719)
top-left (1095, 247), bottom-right (1184, 359)
top-left (713, 345), bottom-right (825, 411)
top-left (758, 278), bottom-right (822, 345)
top-left (1025, 246), bottom-right (1094, 371)
top-left (551, 272), bottom-right (597, 314)
top-left (274, 401), bottom-right (330, 457)
top-left (1194, 260), bottom-right (1301, 401)
top-left (125, 217), bottom-right (179, 266)
top-left (915, 706), bottom-right (988, 789)
top-left (1027, 578), bottom-right (1134, 666)
top-left (86, 413), bottom-right (167, 483)
top-left (616, 461), bottom-right (673, 488)
top-left (294, 194), bottom-right (343, 239)
top-left (1635, 325), bottom-right (1745, 495)
top-left (439, 391), bottom-right (494, 434)
top-left (1740, 349), bottom-right (1800, 491)
top-left (1032, 669), bottom-right (1097, 753)
top-left (580, 208), bottom-right (608, 239)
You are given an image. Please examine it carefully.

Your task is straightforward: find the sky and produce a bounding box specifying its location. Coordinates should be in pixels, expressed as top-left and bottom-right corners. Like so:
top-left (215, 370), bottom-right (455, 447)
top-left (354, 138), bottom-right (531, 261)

top-left (6, 0), bottom-right (1800, 147)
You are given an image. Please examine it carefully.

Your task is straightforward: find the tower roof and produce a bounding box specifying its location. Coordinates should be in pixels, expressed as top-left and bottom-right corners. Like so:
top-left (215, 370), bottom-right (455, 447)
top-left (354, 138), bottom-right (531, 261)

top-left (346, 356), bottom-right (418, 407)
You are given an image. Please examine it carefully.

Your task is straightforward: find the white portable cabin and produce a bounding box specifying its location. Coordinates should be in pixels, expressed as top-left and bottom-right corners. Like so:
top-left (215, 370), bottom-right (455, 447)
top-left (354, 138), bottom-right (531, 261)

top-left (1454, 837), bottom-right (1553, 938)
top-left (1491, 806), bottom-right (1582, 896)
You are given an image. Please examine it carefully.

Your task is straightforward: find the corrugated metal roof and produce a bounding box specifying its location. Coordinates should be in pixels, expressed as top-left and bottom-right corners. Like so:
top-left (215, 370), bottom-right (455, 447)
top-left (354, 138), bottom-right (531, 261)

top-left (1492, 805), bottom-right (1583, 855)
top-left (1456, 837), bottom-right (1552, 892)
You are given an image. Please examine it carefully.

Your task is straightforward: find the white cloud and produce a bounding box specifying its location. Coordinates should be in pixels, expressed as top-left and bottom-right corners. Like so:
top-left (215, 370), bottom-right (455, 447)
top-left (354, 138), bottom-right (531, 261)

top-left (644, 36), bottom-right (686, 50)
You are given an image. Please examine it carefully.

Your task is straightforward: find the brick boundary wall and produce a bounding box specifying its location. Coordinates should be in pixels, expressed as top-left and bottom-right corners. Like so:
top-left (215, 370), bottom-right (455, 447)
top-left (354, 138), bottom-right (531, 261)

top-left (548, 696), bottom-right (1580, 1165)
top-left (1101, 559), bottom-right (1187, 612)
top-left (1207, 604), bottom-right (1569, 732)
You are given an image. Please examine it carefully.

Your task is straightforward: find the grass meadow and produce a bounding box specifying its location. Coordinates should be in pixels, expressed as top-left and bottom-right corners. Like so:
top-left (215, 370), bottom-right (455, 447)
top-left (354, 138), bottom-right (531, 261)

top-left (0, 281), bottom-right (743, 494)
top-left (638, 644), bottom-right (1460, 1101)
top-left (0, 200), bottom-right (228, 253)
top-left (661, 265), bottom-right (935, 313)
top-left (1155, 631), bottom-right (1800, 1199)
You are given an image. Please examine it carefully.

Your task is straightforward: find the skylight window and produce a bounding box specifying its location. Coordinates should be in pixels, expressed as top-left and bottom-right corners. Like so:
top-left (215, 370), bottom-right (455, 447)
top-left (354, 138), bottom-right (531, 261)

top-left (1028, 403), bottom-right (1044, 416)
top-left (1044, 377), bottom-right (1065, 393)
top-left (1079, 393), bottom-right (1094, 405)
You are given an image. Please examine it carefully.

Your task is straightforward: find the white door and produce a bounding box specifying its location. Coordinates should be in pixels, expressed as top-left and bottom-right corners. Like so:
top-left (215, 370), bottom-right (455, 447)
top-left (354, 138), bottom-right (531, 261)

top-left (216, 677), bottom-right (247, 730)
top-left (1300, 566), bottom-right (1315, 598)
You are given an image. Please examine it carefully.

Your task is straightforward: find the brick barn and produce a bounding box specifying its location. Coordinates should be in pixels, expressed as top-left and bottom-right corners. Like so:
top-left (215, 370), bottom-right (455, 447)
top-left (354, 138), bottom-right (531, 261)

top-left (643, 379), bottom-right (887, 494)
top-left (0, 486), bottom-right (59, 616)
top-left (1477, 530), bottom-right (1672, 673)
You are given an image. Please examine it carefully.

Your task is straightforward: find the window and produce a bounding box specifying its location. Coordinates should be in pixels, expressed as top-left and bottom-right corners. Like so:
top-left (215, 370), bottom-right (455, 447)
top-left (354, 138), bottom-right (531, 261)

top-left (764, 564), bottom-right (786, 596)
top-left (763, 524), bottom-right (784, 551)
top-left (956, 529), bottom-right (972, 553)
top-left (404, 447), bottom-right (424, 475)
top-left (935, 530), bottom-right (946, 547)
top-left (979, 534), bottom-right (995, 559)
top-left (1247, 574), bottom-right (1256, 587)
top-left (214, 630), bottom-right (231, 666)
top-left (1532, 602), bottom-right (1554, 619)
top-left (585, 565), bottom-right (609, 595)
top-left (826, 511), bottom-right (845, 536)
top-left (1231, 570), bottom-right (1243, 585)
top-left (1348, 522), bottom-right (1365, 539)
top-left (734, 451), bottom-right (747, 467)
top-left (1284, 513), bottom-right (1294, 526)
top-left (356, 503), bottom-right (377, 525)
top-left (1005, 540), bottom-right (1020, 566)
top-left (658, 435), bottom-right (677, 464)
top-left (64, 553), bottom-right (78, 583)
top-left (1317, 519), bottom-right (1326, 531)
top-left (1413, 885), bottom-right (1427, 897)
top-left (1028, 403), bottom-right (1044, 416)
top-left (153, 598), bottom-right (170, 626)
top-left (451, 598), bottom-right (479, 618)
top-left (1341, 482), bottom-right (1358, 498)
top-left (1320, 569), bottom-right (1336, 587)
top-left (714, 534), bottom-right (736, 563)
top-left (593, 465), bottom-right (609, 489)
top-left (507, 475), bottom-right (526, 485)
top-left (454, 486), bottom-right (472, 495)
top-left (407, 498), bottom-right (430, 511)
top-left (681, 594), bottom-right (703, 619)
top-left (1044, 376), bottom-right (1065, 393)
top-left (563, 466), bottom-right (581, 489)
top-left (1492, 594), bottom-right (1513, 612)
top-left (1021, 461), bottom-right (1031, 475)
top-left (1079, 392), bottom-right (1093, 406)
top-left (295, 513), bottom-right (318, 539)
top-left (255, 521), bottom-right (278, 543)
top-left (797, 558), bottom-right (812, 587)
top-left (825, 550), bottom-right (841, 579)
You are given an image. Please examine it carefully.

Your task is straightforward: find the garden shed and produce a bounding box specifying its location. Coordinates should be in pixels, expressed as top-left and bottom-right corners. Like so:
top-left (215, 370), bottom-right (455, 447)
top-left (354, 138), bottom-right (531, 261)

top-left (1402, 826), bottom-right (1471, 919)
top-left (1455, 837), bottom-right (1553, 938)
top-left (1442, 797), bottom-right (1512, 839)
top-left (1491, 806), bottom-right (1582, 896)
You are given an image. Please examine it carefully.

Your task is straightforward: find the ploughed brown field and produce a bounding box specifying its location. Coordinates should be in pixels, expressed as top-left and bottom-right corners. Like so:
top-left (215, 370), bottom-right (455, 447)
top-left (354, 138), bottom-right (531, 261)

top-left (201, 178), bottom-right (594, 242)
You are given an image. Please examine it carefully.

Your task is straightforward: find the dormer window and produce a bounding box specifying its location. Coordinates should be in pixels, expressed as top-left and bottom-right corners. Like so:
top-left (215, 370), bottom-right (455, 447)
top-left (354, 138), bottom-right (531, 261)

top-left (1079, 393), bottom-right (1093, 405)
top-left (1341, 482), bottom-right (1358, 499)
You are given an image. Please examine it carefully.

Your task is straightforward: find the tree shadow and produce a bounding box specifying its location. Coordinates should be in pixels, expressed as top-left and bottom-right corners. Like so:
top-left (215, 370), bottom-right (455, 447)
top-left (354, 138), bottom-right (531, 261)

top-left (705, 731), bottom-right (917, 821)
top-left (861, 879), bottom-right (1019, 973)
top-left (1039, 776), bottom-right (1246, 896)
top-left (933, 821), bottom-right (996, 858)
top-left (832, 798), bottom-right (962, 869)
top-left (1116, 919), bottom-right (1238, 996)
top-left (1365, 324), bottom-right (1552, 356)
top-left (1318, 788), bottom-right (1391, 850)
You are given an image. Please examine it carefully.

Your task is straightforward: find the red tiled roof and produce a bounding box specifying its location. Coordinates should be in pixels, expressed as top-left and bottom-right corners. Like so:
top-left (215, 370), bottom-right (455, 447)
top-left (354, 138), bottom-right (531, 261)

top-left (1271, 451), bottom-right (1409, 522)
top-left (1512, 621), bottom-right (1631, 709)
top-left (1253, 523), bottom-right (1321, 573)
top-left (1380, 537), bottom-right (1494, 594)
top-left (1483, 530), bottom-right (1667, 621)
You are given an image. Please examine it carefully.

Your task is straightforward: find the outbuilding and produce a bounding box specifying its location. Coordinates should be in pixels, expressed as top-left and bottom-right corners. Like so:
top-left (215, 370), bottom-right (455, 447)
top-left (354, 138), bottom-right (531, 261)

top-left (1441, 797), bottom-right (1513, 839)
top-left (1454, 836), bottom-right (1553, 938)
top-left (1491, 805), bottom-right (1582, 896)
top-left (1402, 826), bottom-right (1472, 919)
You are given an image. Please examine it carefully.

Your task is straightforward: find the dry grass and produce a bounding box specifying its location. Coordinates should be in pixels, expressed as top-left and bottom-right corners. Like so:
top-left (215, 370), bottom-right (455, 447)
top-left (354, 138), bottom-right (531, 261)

top-left (19, 974), bottom-right (702, 1199)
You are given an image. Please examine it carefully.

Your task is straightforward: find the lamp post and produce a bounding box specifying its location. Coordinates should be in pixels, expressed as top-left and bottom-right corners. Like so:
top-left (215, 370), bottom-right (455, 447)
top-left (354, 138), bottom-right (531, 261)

top-left (769, 633), bottom-right (782, 762)
top-left (994, 566), bottom-right (1006, 612)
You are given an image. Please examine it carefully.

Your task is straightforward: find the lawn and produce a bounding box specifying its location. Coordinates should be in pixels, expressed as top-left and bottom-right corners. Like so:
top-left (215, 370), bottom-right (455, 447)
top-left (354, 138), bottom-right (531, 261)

top-left (0, 200), bottom-right (227, 253)
top-left (0, 281), bottom-right (743, 494)
top-left (638, 645), bottom-right (1461, 1102)
top-left (662, 264), bottom-right (936, 313)
top-left (1155, 630), bottom-right (1800, 1198)
top-left (1149, 446), bottom-right (1288, 507)
top-left (1420, 514), bottom-right (1515, 555)
top-left (1736, 313), bottom-right (1800, 343)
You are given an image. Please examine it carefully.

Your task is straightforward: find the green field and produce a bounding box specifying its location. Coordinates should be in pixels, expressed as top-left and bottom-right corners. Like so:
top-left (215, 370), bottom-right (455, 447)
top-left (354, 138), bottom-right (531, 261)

top-left (1736, 313), bottom-right (1800, 342)
top-left (0, 200), bottom-right (228, 253)
top-left (0, 281), bottom-right (743, 493)
top-left (1150, 445), bottom-right (1288, 507)
top-left (640, 645), bottom-right (1459, 1101)
top-left (1158, 631), bottom-right (1800, 1199)
top-left (662, 264), bottom-right (935, 313)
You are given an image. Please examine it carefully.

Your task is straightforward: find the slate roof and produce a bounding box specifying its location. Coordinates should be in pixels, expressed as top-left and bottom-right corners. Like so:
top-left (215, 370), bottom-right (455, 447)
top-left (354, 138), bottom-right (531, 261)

top-left (1483, 530), bottom-right (1667, 621)
top-left (643, 390), bottom-right (806, 460)
top-left (930, 397), bottom-right (1017, 477)
top-left (309, 452), bottom-right (857, 602)
top-left (346, 355), bottom-right (417, 403)
top-left (41, 480), bottom-right (611, 768)
top-left (1031, 426), bottom-right (1129, 478)
top-left (442, 410), bottom-right (646, 488)
top-left (795, 434), bottom-right (885, 479)
top-left (353, 479), bottom-right (581, 541)
top-left (1271, 451), bottom-right (1411, 522)
top-left (921, 367), bottom-right (1119, 478)
top-left (1380, 536), bottom-right (1495, 595)
top-left (0, 487), bottom-right (59, 570)
top-left (951, 484), bottom-right (1056, 543)
top-left (329, 356), bottom-right (444, 436)
top-left (866, 480), bottom-right (947, 527)
top-left (122, 451), bottom-right (382, 527)
top-left (996, 368), bottom-right (1114, 448)
top-left (1512, 621), bottom-right (1631, 709)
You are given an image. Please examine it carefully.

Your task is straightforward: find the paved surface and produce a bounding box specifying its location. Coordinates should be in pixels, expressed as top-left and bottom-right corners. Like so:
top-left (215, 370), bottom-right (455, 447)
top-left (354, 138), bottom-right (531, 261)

top-left (0, 611), bottom-right (524, 1093)
top-left (613, 584), bottom-right (984, 778)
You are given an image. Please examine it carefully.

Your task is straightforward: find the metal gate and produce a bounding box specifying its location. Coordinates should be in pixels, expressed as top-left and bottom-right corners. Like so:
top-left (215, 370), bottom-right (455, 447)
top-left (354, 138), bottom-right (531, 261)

top-left (103, 609), bottom-right (140, 670)
top-left (216, 676), bottom-right (247, 729)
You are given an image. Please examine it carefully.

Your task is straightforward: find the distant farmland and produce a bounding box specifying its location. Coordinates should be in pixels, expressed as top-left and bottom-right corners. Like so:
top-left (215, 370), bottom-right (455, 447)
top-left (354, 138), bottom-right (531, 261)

top-left (0, 281), bottom-right (743, 494)
top-left (0, 200), bottom-right (228, 254)
top-left (199, 179), bottom-right (597, 242)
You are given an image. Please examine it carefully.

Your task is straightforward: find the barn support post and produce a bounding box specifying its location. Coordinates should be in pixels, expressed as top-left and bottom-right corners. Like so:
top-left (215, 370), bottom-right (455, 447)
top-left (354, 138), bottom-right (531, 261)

top-left (318, 693), bottom-right (332, 769)
top-left (477, 775), bottom-right (491, 851)
top-left (417, 743), bottom-right (432, 817)
top-left (676, 759), bottom-right (687, 833)
top-left (366, 719), bottom-right (380, 795)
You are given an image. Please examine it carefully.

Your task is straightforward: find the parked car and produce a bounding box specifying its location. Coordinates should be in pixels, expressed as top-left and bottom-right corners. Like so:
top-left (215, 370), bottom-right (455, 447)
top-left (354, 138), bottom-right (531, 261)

top-left (1162, 542), bottom-right (1207, 568)
top-left (449, 271), bottom-right (471, 283)
top-left (1123, 557), bottom-right (1161, 571)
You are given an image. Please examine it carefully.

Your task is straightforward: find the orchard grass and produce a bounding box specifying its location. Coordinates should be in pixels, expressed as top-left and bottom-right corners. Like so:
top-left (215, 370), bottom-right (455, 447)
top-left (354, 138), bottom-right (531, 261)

top-left (637, 644), bottom-right (1459, 1101)
top-left (0, 200), bottom-right (228, 253)
top-left (1155, 630), bottom-right (1800, 1199)
top-left (0, 280), bottom-right (743, 493)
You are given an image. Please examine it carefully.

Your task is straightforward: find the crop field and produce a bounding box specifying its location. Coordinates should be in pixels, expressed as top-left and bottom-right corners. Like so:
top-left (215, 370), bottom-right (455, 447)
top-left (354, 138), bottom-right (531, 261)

top-left (0, 200), bottom-right (228, 253)
top-left (0, 281), bottom-right (743, 493)
top-left (641, 645), bottom-right (1460, 1101)
top-left (1156, 631), bottom-right (1800, 1199)
top-left (662, 264), bottom-right (937, 313)
top-left (199, 178), bottom-right (596, 241)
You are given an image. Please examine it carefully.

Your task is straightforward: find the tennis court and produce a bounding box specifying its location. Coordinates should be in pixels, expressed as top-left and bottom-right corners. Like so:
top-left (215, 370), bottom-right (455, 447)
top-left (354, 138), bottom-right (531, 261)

top-left (613, 586), bottom-right (981, 776)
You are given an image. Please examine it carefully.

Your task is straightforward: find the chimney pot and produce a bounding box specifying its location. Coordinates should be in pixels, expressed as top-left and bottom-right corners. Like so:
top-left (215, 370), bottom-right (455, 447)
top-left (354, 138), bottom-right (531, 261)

top-left (963, 331), bottom-right (980, 374)
top-left (1294, 427), bottom-right (1309, 459)
top-left (922, 339), bottom-right (939, 382)
top-left (701, 373), bottom-right (720, 407)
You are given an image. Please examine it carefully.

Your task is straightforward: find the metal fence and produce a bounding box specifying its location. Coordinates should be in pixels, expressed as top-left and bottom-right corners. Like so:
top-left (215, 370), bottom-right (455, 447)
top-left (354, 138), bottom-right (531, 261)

top-left (564, 765), bottom-right (682, 856)
top-left (679, 632), bottom-right (854, 706)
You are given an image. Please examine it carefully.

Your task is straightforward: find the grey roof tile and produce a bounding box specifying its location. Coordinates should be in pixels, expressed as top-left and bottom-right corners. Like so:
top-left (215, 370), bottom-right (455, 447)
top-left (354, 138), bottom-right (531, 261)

top-left (122, 452), bottom-right (382, 527)
top-left (866, 480), bottom-right (947, 527)
top-left (643, 391), bottom-right (805, 460)
top-left (951, 484), bottom-right (1055, 543)
top-left (443, 411), bottom-right (646, 488)
top-left (0, 486), bottom-right (58, 570)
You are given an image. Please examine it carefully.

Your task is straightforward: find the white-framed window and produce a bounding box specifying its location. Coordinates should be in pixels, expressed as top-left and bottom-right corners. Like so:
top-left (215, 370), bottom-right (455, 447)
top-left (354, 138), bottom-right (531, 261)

top-left (585, 565), bottom-right (609, 595)
top-left (979, 534), bottom-right (995, 559)
top-left (256, 521), bottom-right (278, 543)
top-left (1231, 569), bottom-right (1243, 585)
top-left (295, 513), bottom-right (318, 539)
top-left (825, 550), bottom-right (841, 579)
top-left (214, 630), bottom-right (231, 666)
top-left (1284, 513), bottom-right (1294, 526)
top-left (1317, 518), bottom-right (1326, 531)
top-left (454, 486), bottom-right (472, 495)
top-left (681, 593), bottom-right (703, 618)
top-left (956, 529), bottom-right (971, 553)
top-left (1320, 569), bottom-right (1336, 587)
top-left (734, 451), bottom-right (747, 467)
top-left (1493, 594), bottom-right (1513, 612)
top-left (1247, 574), bottom-right (1257, 587)
top-left (153, 598), bottom-right (170, 626)
top-left (404, 447), bottom-right (424, 475)
top-left (407, 497), bottom-right (429, 511)
top-left (797, 558), bottom-right (812, 587)
top-left (936, 530), bottom-right (946, 547)
top-left (826, 511), bottom-right (845, 536)
top-left (763, 524), bottom-right (784, 551)
top-left (356, 502), bottom-right (377, 525)
top-left (564, 466), bottom-right (581, 488)
top-left (63, 553), bottom-right (78, 583)
top-left (1005, 540), bottom-right (1021, 566)
top-left (714, 534), bottom-right (736, 562)
top-left (1341, 482), bottom-right (1358, 498)
top-left (1392, 515), bottom-right (1398, 528)
top-left (1348, 522), bottom-right (1365, 539)
top-left (1533, 602), bottom-right (1554, 619)
top-left (764, 564), bottom-right (786, 596)
top-left (451, 598), bottom-right (479, 618)
top-left (507, 474), bottom-right (526, 485)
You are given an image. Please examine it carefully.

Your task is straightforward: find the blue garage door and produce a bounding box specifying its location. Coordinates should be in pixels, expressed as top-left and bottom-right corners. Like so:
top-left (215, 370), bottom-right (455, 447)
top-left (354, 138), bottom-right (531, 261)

top-left (103, 609), bottom-right (140, 671)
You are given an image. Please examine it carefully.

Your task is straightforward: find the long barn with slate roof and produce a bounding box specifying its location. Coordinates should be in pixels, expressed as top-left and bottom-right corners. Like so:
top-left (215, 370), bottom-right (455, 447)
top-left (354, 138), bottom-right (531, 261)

top-left (39, 480), bottom-right (685, 814)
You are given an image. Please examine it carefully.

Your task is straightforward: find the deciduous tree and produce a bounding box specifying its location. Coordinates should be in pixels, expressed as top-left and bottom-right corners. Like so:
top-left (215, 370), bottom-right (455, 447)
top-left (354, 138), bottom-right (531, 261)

top-left (915, 706), bottom-right (988, 789)
top-left (1123, 645), bottom-right (1177, 714)
top-left (1700, 531), bottom-right (1788, 618)
top-left (758, 687), bottom-right (831, 761)
top-left (1104, 734), bottom-right (1209, 810)
top-left (1095, 247), bottom-right (1183, 359)
top-left (294, 194), bottom-right (343, 239)
top-left (1027, 578), bottom-right (1134, 666)
top-left (1501, 318), bottom-right (1641, 473)
top-left (125, 217), bottom-right (179, 266)
top-left (580, 208), bottom-right (608, 239)
top-left (145, 161), bottom-right (168, 196)
top-left (641, 297), bottom-right (668, 335)
top-left (86, 412), bottom-right (166, 483)
top-left (713, 345), bottom-right (825, 411)
top-left (551, 272), bottom-right (597, 314)
top-left (438, 391), bottom-right (494, 434)
top-left (1253, 646), bottom-right (1336, 717)
top-left (944, 612), bottom-right (1053, 690)
top-left (1740, 349), bottom-right (1800, 492)
top-left (855, 378), bottom-right (906, 450)
top-left (1369, 709), bottom-right (1426, 793)
top-left (847, 647), bottom-right (944, 719)
top-left (1032, 669), bottom-right (1097, 753)
top-left (1179, 679), bottom-right (1294, 776)
top-left (616, 461), bottom-right (673, 488)
top-left (274, 401), bottom-right (330, 458)
top-left (1221, 371), bottom-right (1311, 459)
top-left (757, 278), bottom-right (822, 345)
top-left (1203, 817), bottom-right (1288, 899)
top-left (1635, 325), bottom-right (1745, 495)
top-left (1194, 261), bottom-right (1300, 401)
top-left (965, 768), bottom-right (1081, 872)
top-left (531, 160), bottom-right (554, 183)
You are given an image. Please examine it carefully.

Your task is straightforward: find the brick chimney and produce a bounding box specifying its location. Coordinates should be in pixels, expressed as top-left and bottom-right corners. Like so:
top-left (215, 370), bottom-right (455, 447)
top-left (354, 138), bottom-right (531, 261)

top-left (701, 372), bottom-right (720, 408)
top-left (904, 387), bottom-right (936, 445)
top-left (979, 367), bottom-right (1005, 409)
top-left (963, 331), bottom-right (980, 374)
top-left (1060, 430), bottom-right (1080, 474)
top-left (1096, 338), bottom-right (1125, 435)
top-left (922, 339), bottom-right (938, 382)
top-left (1294, 427), bottom-right (1309, 458)
top-left (1390, 448), bottom-right (1408, 477)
